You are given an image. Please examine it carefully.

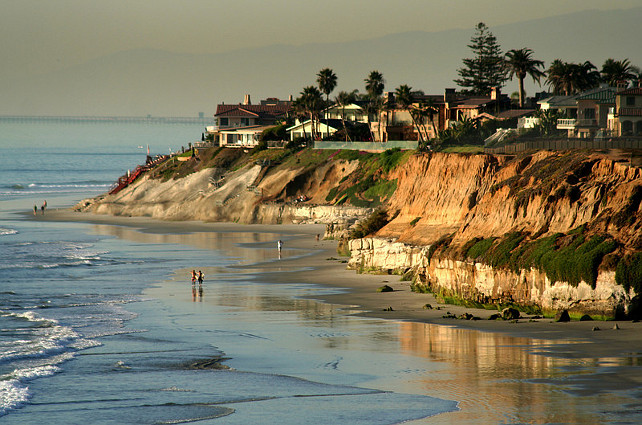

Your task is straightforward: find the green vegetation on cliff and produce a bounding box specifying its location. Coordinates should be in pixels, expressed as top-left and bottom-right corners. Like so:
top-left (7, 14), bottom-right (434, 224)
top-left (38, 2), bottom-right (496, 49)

top-left (459, 227), bottom-right (618, 289)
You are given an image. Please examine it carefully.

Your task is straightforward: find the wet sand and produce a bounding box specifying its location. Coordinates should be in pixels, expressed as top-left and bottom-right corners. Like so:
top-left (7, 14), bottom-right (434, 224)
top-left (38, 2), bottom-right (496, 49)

top-left (34, 208), bottom-right (642, 361)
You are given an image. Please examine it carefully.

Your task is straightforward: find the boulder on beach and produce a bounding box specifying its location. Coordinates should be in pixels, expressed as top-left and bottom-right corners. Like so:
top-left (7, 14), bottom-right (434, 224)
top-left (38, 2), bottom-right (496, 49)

top-left (377, 285), bottom-right (394, 293)
top-left (501, 307), bottom-right (520, 320)
top-left (555, 310), bottom-right (571, 322)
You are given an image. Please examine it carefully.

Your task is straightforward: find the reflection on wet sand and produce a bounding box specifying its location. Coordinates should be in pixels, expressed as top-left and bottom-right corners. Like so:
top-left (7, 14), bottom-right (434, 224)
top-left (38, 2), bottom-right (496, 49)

top-left (397, 321), bottom-right (636, 424)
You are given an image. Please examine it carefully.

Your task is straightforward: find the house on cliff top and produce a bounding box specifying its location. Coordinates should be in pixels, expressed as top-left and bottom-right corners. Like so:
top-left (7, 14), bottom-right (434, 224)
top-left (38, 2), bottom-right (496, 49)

top-left (208, 95), bottom-right (292, 147)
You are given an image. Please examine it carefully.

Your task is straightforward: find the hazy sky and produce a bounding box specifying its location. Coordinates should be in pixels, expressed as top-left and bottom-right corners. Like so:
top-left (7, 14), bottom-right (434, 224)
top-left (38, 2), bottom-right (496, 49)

top-left (2, 0), bottom-right (640, 77)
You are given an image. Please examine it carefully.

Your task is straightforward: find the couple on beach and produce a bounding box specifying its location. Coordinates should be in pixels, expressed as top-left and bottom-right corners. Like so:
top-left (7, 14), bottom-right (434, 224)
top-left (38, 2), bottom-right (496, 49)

top-left (191, 270), bottom-right (204, 285)
top-left (33, 200), bottom-right (47, 215)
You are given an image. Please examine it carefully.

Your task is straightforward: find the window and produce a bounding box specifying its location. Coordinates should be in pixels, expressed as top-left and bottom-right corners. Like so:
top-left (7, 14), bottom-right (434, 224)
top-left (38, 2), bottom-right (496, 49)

top-left (584, 108), bottom-right (595, 119)
top-left (626, 96), bottom-right (636, 106)
top-left (219, 118), bottom-right (229, 126)
top-left (241, 118), bottom-right (250, 126)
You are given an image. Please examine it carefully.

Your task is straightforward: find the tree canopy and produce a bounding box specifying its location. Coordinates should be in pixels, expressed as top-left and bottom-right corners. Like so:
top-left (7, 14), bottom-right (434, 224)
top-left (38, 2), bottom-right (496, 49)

top-left (454, 22), bottom-right (507, 96)
top-left (504, 48), bottom-right (545, 108)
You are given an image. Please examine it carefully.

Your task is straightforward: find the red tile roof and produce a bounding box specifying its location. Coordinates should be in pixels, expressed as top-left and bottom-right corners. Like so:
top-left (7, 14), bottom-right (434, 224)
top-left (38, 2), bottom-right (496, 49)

top-left (617, 88), bottom-right (642, 96)
top-left (215, 103), bottom-right (290, 117)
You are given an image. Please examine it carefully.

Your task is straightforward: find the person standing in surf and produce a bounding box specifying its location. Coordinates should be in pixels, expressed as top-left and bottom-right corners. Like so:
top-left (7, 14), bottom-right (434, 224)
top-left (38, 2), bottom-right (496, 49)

top-left (197, 270), bottom-right (204, 286)
top-left (191, 270), bottom-right (197, 286)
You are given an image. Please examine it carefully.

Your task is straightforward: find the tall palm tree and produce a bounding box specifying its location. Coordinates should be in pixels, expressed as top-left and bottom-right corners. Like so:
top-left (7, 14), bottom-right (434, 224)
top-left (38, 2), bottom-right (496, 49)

top-left (364, 70), bottom-right (386, 142)
top-left (335, 90), bottom-right (358, 142)
top-left (601, 58), bottom-right (636, 87)
top-left (504, 48), bottom-right (545, 108)
top-left (317, 68), bottom-right (337, 126)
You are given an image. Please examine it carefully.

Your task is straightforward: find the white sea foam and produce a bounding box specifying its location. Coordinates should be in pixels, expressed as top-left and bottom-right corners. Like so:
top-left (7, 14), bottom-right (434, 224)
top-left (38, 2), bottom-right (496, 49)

top-left (0, 228), bottom-right (17, 236)
top-left (0, 380), bottom-right (29, 416)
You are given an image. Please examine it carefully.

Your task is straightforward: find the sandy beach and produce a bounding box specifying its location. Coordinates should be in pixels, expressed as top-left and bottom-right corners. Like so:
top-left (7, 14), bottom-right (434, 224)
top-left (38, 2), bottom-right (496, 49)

top-left (36, 208), bottom-right (642, 361)
top-left (20, 207), bottom-right (642, 424)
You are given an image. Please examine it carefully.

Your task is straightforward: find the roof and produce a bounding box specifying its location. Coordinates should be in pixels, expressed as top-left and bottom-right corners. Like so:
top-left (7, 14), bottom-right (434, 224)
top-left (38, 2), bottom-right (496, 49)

top-left (618, 88), bottom-right (642, 96)
top-left (286, 118), bottom-right (343, 132)
top-left (216, 108), bottom-right (260, 118)
top-left (538, 95), bottom-right (578, 107)
top-left (576, 87), bottom-right (616, 103)
top-left (215, 103), bottom-right (291, 118)
top-left (477, 109), bottom-right (536, 120)
top-left (450, 97), bottom-right (493, 109)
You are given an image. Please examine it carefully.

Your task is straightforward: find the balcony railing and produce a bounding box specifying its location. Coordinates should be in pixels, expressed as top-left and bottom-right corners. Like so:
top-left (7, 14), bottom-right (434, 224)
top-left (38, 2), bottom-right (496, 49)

top-left (556, 118), bottom-right (576, 129)
top-left (576, 119), bottom-right (598, 127)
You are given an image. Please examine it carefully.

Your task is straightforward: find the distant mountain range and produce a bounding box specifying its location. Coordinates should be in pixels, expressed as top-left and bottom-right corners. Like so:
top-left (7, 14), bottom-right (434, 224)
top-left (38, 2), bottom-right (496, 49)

top-left (2, 7), bottom-right (640, 117)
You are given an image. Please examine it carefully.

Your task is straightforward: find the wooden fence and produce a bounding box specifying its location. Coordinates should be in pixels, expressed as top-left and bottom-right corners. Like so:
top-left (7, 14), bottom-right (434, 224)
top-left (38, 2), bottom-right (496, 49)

top-left (485, 138), bottom-right (642, 154)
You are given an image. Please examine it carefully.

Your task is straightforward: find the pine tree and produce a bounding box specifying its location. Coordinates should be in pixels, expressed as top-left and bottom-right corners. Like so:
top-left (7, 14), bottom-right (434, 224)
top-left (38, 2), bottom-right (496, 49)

top-left (454, 22), bottom-right (507, 96)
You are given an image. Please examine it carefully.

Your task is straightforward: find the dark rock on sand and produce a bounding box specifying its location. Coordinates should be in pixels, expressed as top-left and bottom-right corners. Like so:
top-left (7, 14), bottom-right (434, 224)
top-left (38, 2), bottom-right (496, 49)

top-left (555, 310), bottom-right (571, 322)
top-left (501, 307), bottom-right (520, 320)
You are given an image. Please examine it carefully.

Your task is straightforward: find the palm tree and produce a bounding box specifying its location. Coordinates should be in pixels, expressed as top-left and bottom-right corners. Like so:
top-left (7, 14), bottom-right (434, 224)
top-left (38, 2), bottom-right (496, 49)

top-left (317, 68), bottom-right (337, 127)
top-left (546, 60), bottom-right (600, 95)
top-left (299, 86), bottom-right (324, 141)
top-left (364, 70), bottom-right (386, 142)
top-left (504, 48), bottom-right (545, 108)
top-left (335, 90), bottom-right (358, 142)
top-left (365, 70), bottom-right (385, 98)
top-left (601, 58), bottom-right (636, 87)
top-left (394, 85), bottom-right (424, 144)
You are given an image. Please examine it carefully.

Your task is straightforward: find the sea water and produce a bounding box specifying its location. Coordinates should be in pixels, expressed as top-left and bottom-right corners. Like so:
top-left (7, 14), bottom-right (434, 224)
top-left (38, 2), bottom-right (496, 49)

top-left (0, 121), bottom-right (458, 424)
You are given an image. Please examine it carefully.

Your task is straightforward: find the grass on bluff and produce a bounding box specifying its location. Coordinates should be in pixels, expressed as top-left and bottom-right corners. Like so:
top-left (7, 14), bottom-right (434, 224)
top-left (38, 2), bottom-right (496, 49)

top-left (325, 148), bottom-right (411, 208)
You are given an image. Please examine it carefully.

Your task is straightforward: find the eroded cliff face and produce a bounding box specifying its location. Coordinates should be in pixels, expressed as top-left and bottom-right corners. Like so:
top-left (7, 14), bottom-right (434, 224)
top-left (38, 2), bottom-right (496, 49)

top-left (382, 151), bottom-right (642, 248)
top-left (78, 148), bottom-right (642, 316)
top-left (77, 155), bottom-right (371, 225)
top-left (350, 151), bottom-right (642, 317)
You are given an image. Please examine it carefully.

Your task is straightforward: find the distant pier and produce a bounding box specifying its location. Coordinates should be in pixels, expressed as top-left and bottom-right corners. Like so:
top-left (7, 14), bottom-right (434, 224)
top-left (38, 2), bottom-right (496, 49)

top-left (0, 115), bottom-right (213, 125)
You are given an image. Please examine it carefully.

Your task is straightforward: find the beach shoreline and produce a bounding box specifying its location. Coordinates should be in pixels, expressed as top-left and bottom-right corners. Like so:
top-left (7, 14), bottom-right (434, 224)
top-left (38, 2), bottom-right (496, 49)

top-left (29, 208), bottom-right (642, 360)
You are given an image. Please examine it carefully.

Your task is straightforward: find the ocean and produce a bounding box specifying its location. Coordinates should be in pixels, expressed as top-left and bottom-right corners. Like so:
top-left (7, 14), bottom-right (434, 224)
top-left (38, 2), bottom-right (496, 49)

top-left (0, 120), bottom-right (640, 424)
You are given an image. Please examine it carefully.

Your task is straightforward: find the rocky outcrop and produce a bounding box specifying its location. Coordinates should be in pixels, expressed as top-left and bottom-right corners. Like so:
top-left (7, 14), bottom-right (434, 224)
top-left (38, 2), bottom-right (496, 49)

top-left (348, 236), bottom-right (631, 317)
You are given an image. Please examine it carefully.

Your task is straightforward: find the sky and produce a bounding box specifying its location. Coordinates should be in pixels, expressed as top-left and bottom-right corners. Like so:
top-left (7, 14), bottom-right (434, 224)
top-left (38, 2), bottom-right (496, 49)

top-left (2, 0), bottom-right (640, 78)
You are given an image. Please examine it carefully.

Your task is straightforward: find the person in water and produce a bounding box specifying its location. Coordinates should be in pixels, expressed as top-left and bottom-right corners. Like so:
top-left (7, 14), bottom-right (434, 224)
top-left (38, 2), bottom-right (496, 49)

top-left (191, 270), bottom-right (197, 285)
top-left (197, 271), bottom-right (204, 285)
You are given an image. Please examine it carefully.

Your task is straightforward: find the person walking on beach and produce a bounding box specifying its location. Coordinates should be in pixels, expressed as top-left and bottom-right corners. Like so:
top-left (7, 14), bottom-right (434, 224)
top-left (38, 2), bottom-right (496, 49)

top-left (277, 240), bottom-right (283, 253)
top-left (197, 270), bottom-right (204, 286)
top-left (191, 270), bottom-right (197, 286)
top-left (33, 205), bottom-right (38, 215)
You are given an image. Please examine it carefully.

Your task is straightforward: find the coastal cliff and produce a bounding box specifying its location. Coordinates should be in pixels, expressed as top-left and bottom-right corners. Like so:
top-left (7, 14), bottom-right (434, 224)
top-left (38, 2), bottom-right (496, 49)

top-left (77, 147), bottom-right (642, 317)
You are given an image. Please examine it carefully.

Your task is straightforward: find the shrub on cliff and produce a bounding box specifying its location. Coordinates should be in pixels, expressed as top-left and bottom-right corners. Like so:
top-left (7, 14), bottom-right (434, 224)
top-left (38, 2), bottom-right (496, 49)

top-left (349, 209), bottom-right (389, 239)
top-left (616, 252), bottom-right (642, 295)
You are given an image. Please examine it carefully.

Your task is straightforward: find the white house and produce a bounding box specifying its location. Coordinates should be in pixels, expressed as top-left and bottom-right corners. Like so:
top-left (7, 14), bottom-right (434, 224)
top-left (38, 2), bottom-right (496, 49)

top-left (218, 125), bottom-right (273, 147)
top-left (286, 119), bottom-right (342, 141)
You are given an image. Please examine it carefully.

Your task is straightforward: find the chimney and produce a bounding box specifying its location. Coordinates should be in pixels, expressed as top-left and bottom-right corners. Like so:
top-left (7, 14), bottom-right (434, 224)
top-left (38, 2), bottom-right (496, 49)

top-left (243, 94), bottom-right (251, 105)
top-left (490, 87), bottom-right (500, 100)
top-left (289, 94), bottom-right (293, 101)
top-left (444, 88), bottom-right (456, 102)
